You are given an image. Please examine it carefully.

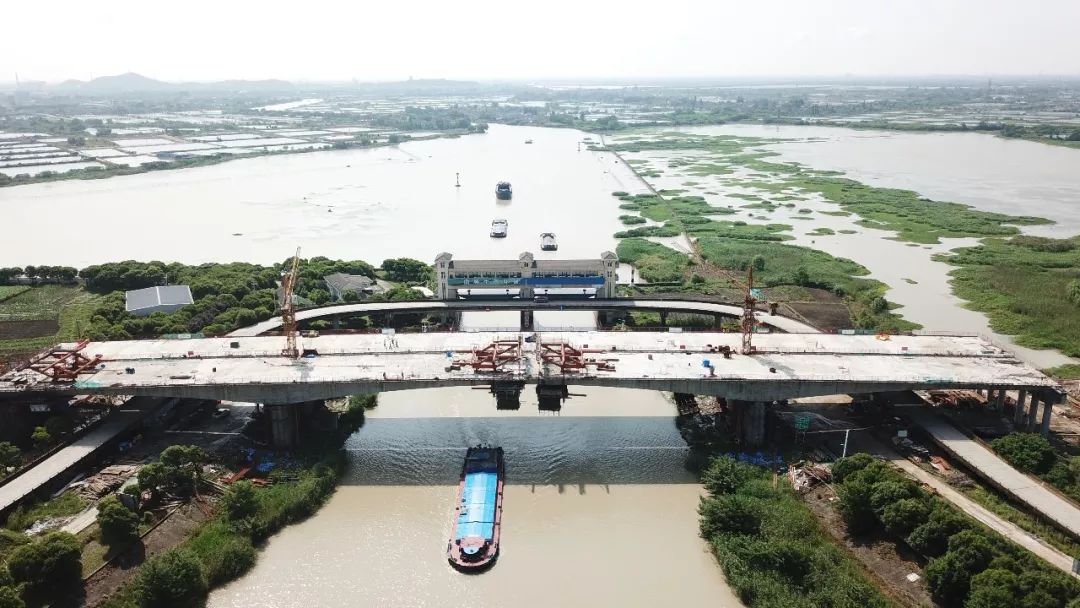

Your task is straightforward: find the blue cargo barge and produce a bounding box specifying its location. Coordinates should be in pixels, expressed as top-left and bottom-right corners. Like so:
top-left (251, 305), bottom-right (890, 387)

top-left (447, 446), bottom-right (504, 571)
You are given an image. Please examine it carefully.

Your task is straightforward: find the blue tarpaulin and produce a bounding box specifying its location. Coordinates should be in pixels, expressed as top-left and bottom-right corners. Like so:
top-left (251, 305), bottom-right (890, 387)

top-left (456, 471), bottom-right (498, 540)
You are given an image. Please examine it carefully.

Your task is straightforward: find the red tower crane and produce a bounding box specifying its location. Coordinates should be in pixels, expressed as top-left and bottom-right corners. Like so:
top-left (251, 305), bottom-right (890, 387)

top-left (280, 248), bottom-right (301, 359)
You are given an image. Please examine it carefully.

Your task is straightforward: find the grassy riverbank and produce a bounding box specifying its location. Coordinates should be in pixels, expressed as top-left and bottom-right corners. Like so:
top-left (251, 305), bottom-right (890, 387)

top-left (98, 398), bottom-right (370, 608)
top-left (697, 457), bottom-right (894, 608)
top-left (939, 235), bottom-right (1080, 357)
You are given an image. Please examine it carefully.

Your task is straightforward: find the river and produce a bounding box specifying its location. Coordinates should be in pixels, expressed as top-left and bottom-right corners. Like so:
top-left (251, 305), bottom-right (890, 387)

top-left (0, 124), bottom-right (644, 268)
top-left (208, 387), bottom-right (742, 608)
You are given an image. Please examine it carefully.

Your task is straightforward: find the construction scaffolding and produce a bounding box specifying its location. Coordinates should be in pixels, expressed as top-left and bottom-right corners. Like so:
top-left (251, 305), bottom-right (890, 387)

top-left (538, 341), bottom-right (615, 373)
top-left (464, 338), bottom-right (523, 373)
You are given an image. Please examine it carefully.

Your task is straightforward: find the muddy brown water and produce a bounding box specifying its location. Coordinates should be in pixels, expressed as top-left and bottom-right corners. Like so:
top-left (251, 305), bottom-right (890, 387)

top-left (207, 387), bottom-right (744, 608)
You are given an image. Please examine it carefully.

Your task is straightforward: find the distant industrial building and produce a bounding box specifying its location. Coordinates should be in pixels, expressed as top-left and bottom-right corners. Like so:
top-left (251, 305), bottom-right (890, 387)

top-left (434, 251), bottom-right (618, 300)
top-left (323, 273), bottom-right (390, 301)
top-left (125, 285), bottom-right (193, 316)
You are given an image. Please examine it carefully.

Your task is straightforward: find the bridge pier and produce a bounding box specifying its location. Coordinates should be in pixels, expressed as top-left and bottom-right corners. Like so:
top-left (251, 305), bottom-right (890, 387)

top-left (267, 403), bottom-right (301, 449)
top-left (520, 309), bottom-right (533, 331)
top-left (491, 381), bottom-right (524, 410)
top-left (730, 400), bottom-right (767, 446)
top-left (536, 382), bottom-right (569, 412)
top-left (994, 389), bottom-right (1006, 413)
top-left (659, 311), bottom-right (668, 327)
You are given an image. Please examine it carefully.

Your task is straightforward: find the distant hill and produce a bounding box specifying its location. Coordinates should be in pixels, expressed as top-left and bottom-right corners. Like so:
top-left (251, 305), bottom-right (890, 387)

top-left (50, 73), bottom-right (295, 95)
top-left (55, 72), bottom-right (173, 94)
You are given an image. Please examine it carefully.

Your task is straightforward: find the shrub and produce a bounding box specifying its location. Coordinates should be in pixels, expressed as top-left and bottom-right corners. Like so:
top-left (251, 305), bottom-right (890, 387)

top-left (836, 476), bottom-right (877, 534)
top-left (701, 457), bottom-right (756, 495)
top-left (97, 494), bottom-right (140, 546)
top-left (966, 568), bottom-right (1020, 608)
top-left (879, 497), bottom-right (930, 537)
top-left (187, 523), bottom-right (256, 586)
top-left (0, 443), bottom-right (20, 471)
top-left (869, 480), bottom-right (917, 513)
top-left (222, 481), bottom-right (258, 523)
top-left (992, 433), bottom-right (1056, 474)
top-left (7, 531), bottom-right (82, 604)
top-left (30, 427), bottom-right (50, 448)
top-left (699, 495), bottom-right (762, 537)
top-left (136, 548), bottom-right (207, 608)
top-left (830, 453), bottom-right (875, 483)
top-left (907, 502), bottom-right (970, 557)
top-left (0, 587), bottom-right (23, 608)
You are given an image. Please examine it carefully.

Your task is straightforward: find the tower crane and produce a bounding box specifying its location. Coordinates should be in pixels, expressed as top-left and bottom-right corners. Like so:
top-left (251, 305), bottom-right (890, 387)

top-left (280, 248), bottom-right (301, 359)
top-left (740, 266), bottom-right (758, 355)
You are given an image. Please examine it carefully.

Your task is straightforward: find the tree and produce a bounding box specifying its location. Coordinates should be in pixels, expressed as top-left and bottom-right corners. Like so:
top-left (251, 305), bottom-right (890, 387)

top-left (0, 442), bottom-right (20, 471)
top-left (137, 462), bottom-right (169, 501)
top-left (992, 433), bottom-right (1056, 474)
top-left (159, 445), bottom-right (208, 495)
top-left (751, 255), bottom-right (766, 271)
top-left (869, 480), bottom-right (918, 513)
top-left (30, 427), bottom-right (50, 448)
top-left (136, 548), bottom-right (207, 608)
top-left (97, 495), bottom-right (140, 546)
top-left (222, 481), bottom-right (259, 523)
top-left (701, 456), bottom-right (756, 495)
top-left (7, 532), bottom-right (82, 604)
top-left (380, 258), bottom-right (431, 284)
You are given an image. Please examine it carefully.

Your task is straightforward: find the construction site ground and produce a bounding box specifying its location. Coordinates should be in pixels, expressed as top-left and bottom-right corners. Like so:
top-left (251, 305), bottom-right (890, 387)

top-left (83, 502), bottom-right (213, 608)
top-left (782, 396), bottom-right (1080, 581)
top-left (11, 399), bottom-right (258, 608)
top-left (801, 488), bottom-right (933, 607)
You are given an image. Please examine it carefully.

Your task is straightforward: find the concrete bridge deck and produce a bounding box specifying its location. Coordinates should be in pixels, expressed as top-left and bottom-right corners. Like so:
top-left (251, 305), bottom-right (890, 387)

top-left (229, 298), bottom-right (820, 337)
top-left (0, 331), bottom-right (1059, 405)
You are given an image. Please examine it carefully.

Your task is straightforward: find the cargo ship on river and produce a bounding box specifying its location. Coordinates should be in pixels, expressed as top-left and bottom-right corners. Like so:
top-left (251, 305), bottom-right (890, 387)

top-left (447, 446), bottom-right (504, 571)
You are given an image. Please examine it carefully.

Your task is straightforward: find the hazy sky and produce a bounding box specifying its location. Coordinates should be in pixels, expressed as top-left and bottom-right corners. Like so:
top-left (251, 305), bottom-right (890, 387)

top-left (4, 0), bottom-right (1080, 83)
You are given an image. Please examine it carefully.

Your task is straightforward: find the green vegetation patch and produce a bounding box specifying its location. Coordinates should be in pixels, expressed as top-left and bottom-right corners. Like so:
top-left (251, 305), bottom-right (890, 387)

top-left (698, 457), bottom-right (892, 608)
top-left (618, 214), bottom-right (647, 225)
top-left (786, 175), bottom-right (1051, 244)
top-left (941, 236), bottom-right (1080, 356)
top-left (5, 491), bottom-right (87, 532)
top-left (831, 453), bottom-right (1080, 607)
top-left (808, 227), bottom-right (836, 236)
top-left (615, 238), bottom-right (689, 283)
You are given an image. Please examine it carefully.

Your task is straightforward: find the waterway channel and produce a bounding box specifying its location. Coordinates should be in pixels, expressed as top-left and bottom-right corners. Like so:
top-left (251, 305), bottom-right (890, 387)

top-left (208, 387), bottom-right (742, 608)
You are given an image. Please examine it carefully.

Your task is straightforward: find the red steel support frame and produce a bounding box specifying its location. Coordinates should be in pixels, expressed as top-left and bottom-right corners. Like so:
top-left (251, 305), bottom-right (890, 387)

top-left (538, 341), bottom-right (608, 373)
top-left (25, 340), bottom-right (103, 382)
top-left (466, 339), bottom-right (523, 372)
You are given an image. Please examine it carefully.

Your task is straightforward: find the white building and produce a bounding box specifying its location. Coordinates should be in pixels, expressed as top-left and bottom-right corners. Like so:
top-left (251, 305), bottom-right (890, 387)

top-left (125, 285), bottom-right (194, 317)
top-left (434, 251), bottom-right (618, 300)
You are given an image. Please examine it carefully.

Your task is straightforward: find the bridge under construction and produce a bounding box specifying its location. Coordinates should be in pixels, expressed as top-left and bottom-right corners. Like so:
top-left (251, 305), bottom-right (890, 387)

top-left (0, 330), bottom-right (1063, 448)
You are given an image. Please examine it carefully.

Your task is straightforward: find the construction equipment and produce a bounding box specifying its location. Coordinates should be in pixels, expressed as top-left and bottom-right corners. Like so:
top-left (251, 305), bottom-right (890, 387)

top-left (280, 248), bottom-right (301, 359)
top-left (25, 340), bottom-right (103, 382)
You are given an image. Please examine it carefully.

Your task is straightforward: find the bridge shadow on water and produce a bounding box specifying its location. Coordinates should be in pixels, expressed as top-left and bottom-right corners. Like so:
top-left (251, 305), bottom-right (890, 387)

top-left (340, 416), bottom-right (700, 487)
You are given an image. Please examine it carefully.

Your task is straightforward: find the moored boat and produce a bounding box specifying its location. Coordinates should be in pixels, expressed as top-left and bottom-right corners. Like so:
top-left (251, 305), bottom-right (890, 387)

top-left (447, 446), bottom-right (504, 571)
top-left (495, 181), bottom-right (513, 200)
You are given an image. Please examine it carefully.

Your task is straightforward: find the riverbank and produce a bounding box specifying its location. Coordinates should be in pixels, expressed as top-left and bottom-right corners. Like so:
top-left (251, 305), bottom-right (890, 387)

top-left (93, 398), bottom-right (370, 608)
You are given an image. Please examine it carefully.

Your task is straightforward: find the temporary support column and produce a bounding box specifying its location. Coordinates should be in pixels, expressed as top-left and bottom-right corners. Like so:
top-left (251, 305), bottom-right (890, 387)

top-left (995, 389), bottom-right (1007, 413)
top-left (1041, 394), bottom-right (1056, 436)
top-left (1013, 390), bottom-right (1028, 425)
top-left (730, 400), bottom-right (767, 446)
top-left (1027, 395), bottom-right (1041, 430)
top-left (267, 403), bottom-right (300, 449)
